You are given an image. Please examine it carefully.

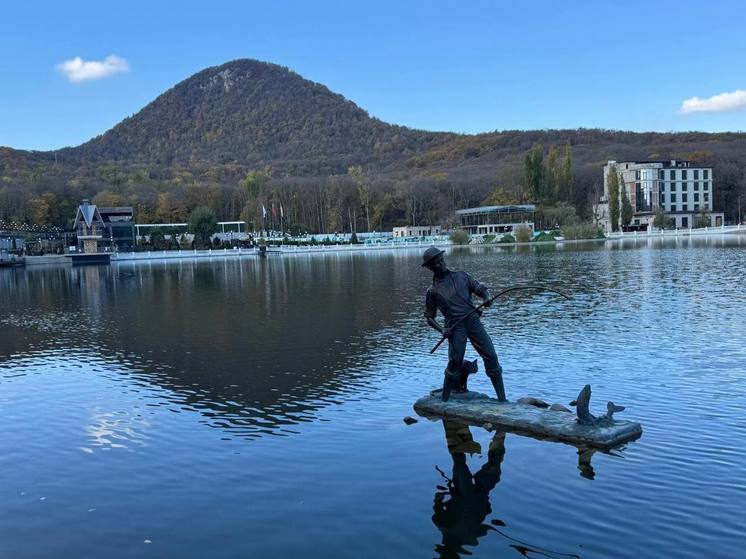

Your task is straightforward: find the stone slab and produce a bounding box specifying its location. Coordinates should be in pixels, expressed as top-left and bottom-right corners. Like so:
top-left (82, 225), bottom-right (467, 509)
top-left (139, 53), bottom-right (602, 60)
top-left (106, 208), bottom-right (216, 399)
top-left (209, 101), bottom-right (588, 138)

top-left (414, 391), bottom-right (642, 449)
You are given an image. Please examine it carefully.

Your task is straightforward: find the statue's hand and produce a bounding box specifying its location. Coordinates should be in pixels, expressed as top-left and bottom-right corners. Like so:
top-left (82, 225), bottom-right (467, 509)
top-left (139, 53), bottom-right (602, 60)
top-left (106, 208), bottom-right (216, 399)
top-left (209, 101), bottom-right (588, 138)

top-left (482, 298), bottom-right (492, 308)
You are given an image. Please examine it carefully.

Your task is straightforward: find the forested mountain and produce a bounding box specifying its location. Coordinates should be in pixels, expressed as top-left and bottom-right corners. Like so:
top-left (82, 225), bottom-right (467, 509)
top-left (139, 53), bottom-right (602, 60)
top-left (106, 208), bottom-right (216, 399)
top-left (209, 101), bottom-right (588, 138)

top-left (2, 58), bottom-right (746, 231)
top-left (61, 59), bottom-right (451, 173)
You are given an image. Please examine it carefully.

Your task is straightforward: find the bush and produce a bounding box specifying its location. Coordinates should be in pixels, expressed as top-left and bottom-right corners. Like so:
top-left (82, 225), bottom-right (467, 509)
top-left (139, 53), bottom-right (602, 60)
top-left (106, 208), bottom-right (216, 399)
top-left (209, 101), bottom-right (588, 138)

top-left (449, 229), bottom-right (471, 245)
top-left (694, 211), bottom-right (710, 229)
top-left (514, 225), bottom-right (532, 243)
top-left (482, 234), bottom-right (496, 244)
top-left (561, 222), bottom-right (604, 240)
top-left (149, 227), bottom-right (167, 250)
top-left (498, 233), bottom-right (515, 243)
top-left (188, 206), bottom-right (219, 248)
top-left (350, 231), bottom-right (360, 244)
top-left (532, 231), bottom-right (556, 243)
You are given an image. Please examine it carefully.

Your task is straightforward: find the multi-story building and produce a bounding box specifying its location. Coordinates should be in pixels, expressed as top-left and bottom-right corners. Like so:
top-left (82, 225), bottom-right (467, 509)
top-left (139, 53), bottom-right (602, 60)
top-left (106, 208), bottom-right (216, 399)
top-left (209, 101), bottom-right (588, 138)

top-left (392, 225), bottom-right (442, 238)
top-left (456, 205), bottom-right (535, 235)
top-left (595, 160), bottom-right (724, 233)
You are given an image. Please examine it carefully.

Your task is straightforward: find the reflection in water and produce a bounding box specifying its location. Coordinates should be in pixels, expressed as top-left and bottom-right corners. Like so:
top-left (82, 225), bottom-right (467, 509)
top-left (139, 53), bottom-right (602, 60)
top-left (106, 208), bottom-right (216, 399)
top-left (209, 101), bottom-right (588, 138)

top-left (433, 420), bottom-right (505, 558)
top-left (433, 420), bottom-right (583, 559)
top-left (577, 447), bottom-right (597, 480)
top-left (0, 255), bottom-right (409, 440)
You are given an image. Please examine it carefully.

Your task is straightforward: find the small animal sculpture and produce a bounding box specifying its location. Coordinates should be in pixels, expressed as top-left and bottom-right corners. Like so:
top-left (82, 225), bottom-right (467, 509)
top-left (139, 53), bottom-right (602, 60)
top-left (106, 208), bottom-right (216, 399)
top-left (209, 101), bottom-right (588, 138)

top-left (453, 359), bottom-right (479, 393)
top-left (517, 396), bottom-right (550, 408)
top-left (569, 384), bottom-right (625, 426)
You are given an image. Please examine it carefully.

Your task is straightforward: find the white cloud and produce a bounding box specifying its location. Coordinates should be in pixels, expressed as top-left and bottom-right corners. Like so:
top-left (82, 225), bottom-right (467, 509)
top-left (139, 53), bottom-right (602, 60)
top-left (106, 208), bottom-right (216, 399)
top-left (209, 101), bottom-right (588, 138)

top-left (680, 89), bottom-right (746, 114)
top-left (57, 55), bottom-right (129, 82)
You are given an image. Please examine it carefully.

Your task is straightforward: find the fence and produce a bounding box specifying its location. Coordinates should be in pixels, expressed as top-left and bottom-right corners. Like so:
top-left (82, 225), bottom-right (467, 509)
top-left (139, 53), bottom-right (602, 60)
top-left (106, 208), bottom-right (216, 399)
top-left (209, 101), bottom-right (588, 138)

top-left (605, 223), bottom-right (744, 240)
top-left (111, 239), bottom-right (452, 262)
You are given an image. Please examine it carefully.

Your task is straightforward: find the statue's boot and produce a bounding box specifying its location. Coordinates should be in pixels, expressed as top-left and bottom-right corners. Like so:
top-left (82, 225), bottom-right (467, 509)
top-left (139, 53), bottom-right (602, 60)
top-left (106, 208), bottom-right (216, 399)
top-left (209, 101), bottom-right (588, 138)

top-left (459, 370), bottom-right (469, 392)
top-left (487, 366), bottom-right (507, 402)
top-left (441, 370), bottom-right (459, 402)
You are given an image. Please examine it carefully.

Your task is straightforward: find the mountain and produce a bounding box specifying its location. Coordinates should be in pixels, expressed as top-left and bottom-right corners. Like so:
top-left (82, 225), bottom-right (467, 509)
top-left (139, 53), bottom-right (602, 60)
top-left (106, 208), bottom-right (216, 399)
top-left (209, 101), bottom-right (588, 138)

top-left (58, 59), bottom-right (451, 174)
top-left (2, 58), bottom-right (746, 229)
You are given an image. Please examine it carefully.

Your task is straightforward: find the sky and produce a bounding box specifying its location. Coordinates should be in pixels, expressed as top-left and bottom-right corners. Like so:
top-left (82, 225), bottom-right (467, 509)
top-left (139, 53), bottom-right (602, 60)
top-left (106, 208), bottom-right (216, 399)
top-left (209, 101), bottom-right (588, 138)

top-left (2, 0), bottom-right (746, 151)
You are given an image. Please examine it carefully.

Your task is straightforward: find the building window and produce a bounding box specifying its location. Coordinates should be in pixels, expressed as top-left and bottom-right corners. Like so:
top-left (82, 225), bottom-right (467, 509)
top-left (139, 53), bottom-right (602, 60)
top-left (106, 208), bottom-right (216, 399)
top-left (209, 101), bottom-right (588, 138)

top-left (659, 170), bottom-right (664, 180)
top-left (694, 204), bottom-right (699, 211)
top-left (683, 204), bottom-right (688, 212)
top-left (694, 182), bottom-right (699, 191)
top-left (635, 170), bottom-right (640, 180)
top-left (704, 182), bottom-right (709, 191)
top-left (670, 170), bottom-right (676, 180)
top-left (704, 169), bottom-right (709, 179)
top-left (694, 170), bottom-right (699, 180)
top-left (682, 216), bottom-right (689, 228)
top-left (694, 193), bottom-right (699, 202)
top-left (671, 193), bottom-right (677, 203)
top-left (704, 193), bottom-right (709, 202)
top-left (682, 170), bottom-right (688, 180)
top-left (682, 193), bottom-right (688, 202)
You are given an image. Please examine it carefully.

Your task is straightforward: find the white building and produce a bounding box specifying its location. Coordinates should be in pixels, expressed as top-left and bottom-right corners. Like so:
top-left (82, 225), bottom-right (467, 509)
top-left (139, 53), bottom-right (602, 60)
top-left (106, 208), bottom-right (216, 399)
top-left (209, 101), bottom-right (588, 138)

top-left (392, 225), bottom-right (442, 238)
top-left (595, 160), bottom-right (724, 233)
top-left (455, 205), bottom-right (535, 235)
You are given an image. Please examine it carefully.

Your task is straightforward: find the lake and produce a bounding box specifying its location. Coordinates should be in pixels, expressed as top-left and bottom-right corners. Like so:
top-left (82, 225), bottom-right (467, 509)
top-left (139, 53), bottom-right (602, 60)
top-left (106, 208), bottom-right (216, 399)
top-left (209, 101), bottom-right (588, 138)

top-left (1, 236), bottom-right (745, 558)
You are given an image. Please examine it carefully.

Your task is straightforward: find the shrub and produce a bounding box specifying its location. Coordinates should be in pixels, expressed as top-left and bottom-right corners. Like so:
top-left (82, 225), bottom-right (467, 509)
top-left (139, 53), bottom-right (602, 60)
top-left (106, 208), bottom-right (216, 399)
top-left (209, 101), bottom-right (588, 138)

top-left (694, 211), bottom-right (710, 229)
top-left (514, 225), bottom-right (532, 243)
top-left (498, 233), bottom-right (515, 243)
top-left (532, 231), bottom-right (556, 243)
top-left (482, 234), bottom-right (496, 244)
top-left (449, 229), bottom-right (471, 245)
top-left (561, 222), bottom-right (604, 240)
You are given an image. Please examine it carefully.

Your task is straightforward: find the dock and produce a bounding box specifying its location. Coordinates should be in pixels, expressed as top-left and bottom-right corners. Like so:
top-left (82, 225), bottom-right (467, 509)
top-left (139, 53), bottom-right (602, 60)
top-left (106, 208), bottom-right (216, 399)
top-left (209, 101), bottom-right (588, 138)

top-left (414, 391), bottom-right (642, 449)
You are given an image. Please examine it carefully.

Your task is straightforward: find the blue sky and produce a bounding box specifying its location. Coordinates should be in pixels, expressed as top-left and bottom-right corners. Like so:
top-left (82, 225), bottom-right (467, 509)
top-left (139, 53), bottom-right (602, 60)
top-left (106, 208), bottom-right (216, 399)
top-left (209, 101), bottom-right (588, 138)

top-left (2, 0), bottom-right (746, 151)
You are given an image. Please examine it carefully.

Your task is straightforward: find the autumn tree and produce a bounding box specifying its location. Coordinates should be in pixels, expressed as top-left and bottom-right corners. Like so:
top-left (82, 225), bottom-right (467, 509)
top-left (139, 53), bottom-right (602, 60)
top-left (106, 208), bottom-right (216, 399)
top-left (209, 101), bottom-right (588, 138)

top-left (524, 145), bottom-right (545, 203)
top-left (621, 183), bottom-right (634, 227)
top-left (188, 206), bottom-right (218, 247)
top-left (608, 166), bottom-right (620, 232)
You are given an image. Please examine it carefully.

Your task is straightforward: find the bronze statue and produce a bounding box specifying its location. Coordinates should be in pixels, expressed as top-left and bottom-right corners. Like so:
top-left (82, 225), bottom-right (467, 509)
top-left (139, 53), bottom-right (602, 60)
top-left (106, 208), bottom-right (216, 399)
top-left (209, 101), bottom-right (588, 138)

top-left (422, 247), bottom-right (507, 402)
top-left (570, 384), bottom-right (625, 426)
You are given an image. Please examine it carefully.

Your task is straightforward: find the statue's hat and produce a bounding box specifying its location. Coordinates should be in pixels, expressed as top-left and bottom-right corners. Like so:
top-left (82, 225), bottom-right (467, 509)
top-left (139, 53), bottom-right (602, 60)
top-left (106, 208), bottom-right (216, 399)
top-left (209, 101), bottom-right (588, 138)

top-left (421, 246), bottom-right (445, 267)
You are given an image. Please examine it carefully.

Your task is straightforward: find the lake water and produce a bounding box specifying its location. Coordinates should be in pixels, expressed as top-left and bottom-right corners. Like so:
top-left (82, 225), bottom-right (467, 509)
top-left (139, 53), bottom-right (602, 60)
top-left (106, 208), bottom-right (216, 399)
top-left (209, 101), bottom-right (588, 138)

top-left (1, 237), bottom-right (745, 559)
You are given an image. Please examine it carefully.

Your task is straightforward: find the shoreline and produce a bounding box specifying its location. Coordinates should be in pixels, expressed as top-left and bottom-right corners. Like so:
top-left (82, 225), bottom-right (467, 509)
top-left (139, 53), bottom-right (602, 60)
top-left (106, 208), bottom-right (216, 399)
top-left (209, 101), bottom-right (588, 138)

top-left (15, 225), bottom-right (746, 267)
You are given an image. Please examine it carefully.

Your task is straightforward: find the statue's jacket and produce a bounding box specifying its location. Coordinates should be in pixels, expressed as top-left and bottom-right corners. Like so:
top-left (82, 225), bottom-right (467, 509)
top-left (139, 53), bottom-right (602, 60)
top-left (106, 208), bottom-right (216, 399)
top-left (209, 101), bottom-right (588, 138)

top-left (424, 270), bottom-right (489, 328)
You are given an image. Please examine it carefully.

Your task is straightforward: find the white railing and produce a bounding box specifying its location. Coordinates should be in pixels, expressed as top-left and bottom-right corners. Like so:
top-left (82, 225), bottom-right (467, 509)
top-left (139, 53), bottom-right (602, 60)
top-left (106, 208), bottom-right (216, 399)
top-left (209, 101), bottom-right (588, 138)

top-left (605, 223), bottom-right (743, 239)
top-left (111, 239), bottom-right (452, 262)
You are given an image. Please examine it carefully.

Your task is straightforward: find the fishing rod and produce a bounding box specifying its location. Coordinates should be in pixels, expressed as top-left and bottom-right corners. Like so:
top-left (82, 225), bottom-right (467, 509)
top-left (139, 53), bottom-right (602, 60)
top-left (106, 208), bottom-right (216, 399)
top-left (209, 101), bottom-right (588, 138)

top-left (429, 284), bottom-right (571, 354)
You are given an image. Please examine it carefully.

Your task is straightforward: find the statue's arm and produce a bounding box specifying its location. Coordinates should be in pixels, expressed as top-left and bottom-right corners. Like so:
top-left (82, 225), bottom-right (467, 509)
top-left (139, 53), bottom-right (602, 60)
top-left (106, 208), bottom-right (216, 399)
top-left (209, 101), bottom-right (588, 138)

top-left (466, 273), bottom-right (492, 307)
top-left (425, 291), bottom-right (450, 336)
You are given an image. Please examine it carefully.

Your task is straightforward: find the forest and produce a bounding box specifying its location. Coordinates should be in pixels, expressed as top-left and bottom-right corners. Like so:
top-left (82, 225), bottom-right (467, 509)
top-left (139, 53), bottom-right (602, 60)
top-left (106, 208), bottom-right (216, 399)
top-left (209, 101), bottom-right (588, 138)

top-left (2, 59), bottom-right (746, 233)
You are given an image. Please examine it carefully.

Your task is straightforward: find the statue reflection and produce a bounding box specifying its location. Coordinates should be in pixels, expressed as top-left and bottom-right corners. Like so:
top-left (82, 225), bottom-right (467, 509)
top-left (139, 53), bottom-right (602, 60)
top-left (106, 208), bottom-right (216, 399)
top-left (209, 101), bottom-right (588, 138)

top-left (432, 419), bottom-right (585, 559)
top-left (432, 419), bottom-right (505, 559)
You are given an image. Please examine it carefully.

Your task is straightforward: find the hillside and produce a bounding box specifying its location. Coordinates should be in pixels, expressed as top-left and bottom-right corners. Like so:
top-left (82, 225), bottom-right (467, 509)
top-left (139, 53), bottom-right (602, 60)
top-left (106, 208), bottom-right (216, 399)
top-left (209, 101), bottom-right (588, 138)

top-left (59, 59), bottom-right (451, 174)
top-left (1, 58), bottom-right (746, 230)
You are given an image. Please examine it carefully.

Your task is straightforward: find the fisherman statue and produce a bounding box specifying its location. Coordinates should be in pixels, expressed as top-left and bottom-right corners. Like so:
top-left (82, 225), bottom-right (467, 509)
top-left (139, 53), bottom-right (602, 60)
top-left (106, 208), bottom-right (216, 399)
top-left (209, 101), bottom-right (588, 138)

top-left (422, 247), bottom-right (507, 402)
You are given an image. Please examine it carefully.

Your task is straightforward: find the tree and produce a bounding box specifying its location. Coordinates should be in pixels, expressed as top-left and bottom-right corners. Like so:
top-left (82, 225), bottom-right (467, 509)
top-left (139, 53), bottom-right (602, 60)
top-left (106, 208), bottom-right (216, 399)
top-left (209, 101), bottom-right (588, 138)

top-left (653, 207), bottom-right (674, 229)
top-left (483, 186), bottom-right (518, 206)
top-left (608, 167), bottom-right (620, 232)
top-left (546, 145), bottom-right (559, 204)
top-left (148, 227), bottom-right (166, 249)
top-left (188, 206), bottom-right (218, 248)
top-left (694, 210), bottom-right (711, 228)
top-left (560, 142), bottom-right (573, 202)
top-left (524, 145), bottom-right (545, 203)
top-left (621, 183), bottom-right (633, 227)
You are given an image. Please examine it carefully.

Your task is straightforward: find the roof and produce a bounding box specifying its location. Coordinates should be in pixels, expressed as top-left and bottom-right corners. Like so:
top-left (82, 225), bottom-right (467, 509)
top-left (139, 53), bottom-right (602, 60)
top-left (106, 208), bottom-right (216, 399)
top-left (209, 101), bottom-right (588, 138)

top-left (455, 205), bottom-right (536, 215)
